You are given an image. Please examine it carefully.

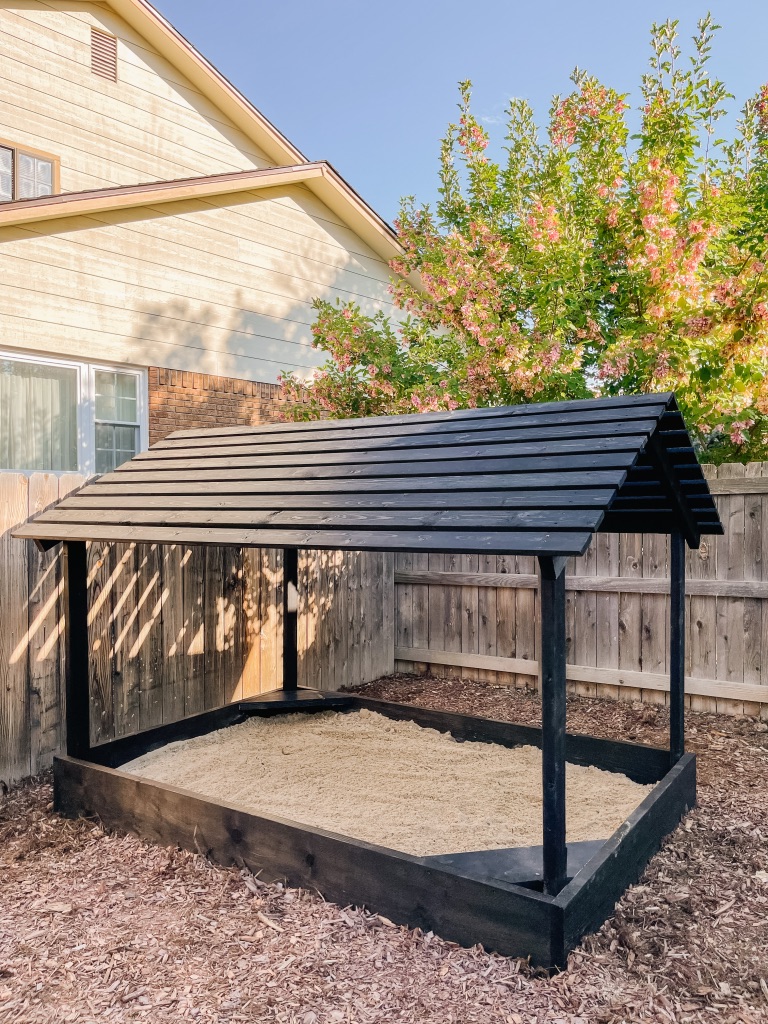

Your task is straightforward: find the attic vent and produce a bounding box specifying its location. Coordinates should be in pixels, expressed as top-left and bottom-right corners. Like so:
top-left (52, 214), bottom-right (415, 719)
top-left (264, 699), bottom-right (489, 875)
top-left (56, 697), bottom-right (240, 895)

top-left (91, 28), bottom-right (117, 81)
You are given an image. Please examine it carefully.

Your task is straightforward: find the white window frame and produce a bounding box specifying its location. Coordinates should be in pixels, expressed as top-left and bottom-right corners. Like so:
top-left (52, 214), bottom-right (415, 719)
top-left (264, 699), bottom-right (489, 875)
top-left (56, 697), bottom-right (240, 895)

top-left (0, 349), bottom-right (148, 476)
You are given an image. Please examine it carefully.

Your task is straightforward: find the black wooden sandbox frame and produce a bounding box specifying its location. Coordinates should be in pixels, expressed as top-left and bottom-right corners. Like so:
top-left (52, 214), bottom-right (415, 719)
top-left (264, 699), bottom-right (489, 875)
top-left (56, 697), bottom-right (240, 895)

top-left (15, 394), bottom-right (721, 969)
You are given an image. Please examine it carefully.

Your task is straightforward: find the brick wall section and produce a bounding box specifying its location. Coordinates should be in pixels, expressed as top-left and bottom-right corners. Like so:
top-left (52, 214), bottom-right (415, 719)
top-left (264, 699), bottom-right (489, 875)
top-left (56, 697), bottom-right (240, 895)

top-left (148, 367), bottom-right (296, 444)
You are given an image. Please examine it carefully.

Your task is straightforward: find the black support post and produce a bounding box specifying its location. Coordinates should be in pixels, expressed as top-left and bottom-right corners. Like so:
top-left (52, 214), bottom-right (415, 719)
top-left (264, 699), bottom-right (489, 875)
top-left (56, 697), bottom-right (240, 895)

top-left (63, 541), bottom-right (90, 760)
top-left (538, 555), bottom-right (567, 897)
top-left (669, 530), bottom-right (686, 764)
top-left (282, 548), bottom-right (298, 691)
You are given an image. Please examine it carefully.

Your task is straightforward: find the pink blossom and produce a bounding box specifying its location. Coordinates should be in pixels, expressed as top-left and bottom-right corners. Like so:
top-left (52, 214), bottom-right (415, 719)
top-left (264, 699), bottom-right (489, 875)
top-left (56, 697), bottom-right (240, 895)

top-left (730, 419), bottom-right (754, 446)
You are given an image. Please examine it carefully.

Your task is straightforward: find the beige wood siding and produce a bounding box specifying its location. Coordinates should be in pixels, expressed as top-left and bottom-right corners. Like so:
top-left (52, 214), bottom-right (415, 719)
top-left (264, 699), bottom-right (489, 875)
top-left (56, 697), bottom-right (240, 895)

top-left (0, 1), bottom-right (272, 193)
top-left (0, 184), bottom-right (397, 382)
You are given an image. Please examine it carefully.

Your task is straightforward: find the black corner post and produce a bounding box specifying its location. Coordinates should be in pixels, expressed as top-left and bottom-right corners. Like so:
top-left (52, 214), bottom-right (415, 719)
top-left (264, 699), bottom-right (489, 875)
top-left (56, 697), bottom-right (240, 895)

top-left (282, 548), bottom-right (299, 691)
top-left (538, 554), bottom-right (567, 897)
top-left (669, 529), bottom-right (686, 764)
top-left (63, 541), bottom-right (91, 760)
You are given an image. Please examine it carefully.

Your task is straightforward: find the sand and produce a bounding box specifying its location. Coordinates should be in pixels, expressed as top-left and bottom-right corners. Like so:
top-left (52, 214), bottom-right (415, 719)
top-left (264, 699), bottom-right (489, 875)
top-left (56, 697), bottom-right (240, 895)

top-left (122, 710), bottom-right (654, 857)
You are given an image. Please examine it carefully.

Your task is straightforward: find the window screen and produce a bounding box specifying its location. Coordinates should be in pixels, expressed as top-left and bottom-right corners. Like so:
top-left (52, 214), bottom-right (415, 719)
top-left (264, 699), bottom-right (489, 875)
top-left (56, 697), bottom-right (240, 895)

top-left (0, 146), bottom-right (13, 202)
top-left (17, 153), bottom-right (53, 200)
top-left (95, 370), bottom-right (139, 473)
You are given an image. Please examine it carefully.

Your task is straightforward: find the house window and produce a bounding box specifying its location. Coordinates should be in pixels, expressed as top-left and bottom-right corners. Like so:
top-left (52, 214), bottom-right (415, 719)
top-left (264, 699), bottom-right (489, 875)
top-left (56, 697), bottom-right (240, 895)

top-left (95, 370), bottom-right (140, 474)
top-left (0, 358), bottom-right (79, 471)
top-left (0, 352), bottom-right (146, 474)
top-left (0, 142), bottom-right (57, 202)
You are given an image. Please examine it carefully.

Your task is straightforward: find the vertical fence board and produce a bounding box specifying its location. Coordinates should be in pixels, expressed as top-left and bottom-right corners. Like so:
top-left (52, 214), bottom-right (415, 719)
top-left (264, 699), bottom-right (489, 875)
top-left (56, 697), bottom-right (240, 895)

top-left (513, 555), bottom-right (536, 689)
top-left (243, 547), bottom-right (264, 697)
top-left (394, 552), bottom-right (413, 673)
top-left (360, 548), bottom-right (372, 684)
top-left (110, 544), bottom-right (140, 738)
top-left (716, 465), bottom-right (745, 715)
top-left (27, 474), bottom-right (61, 774)
top-left (689, 466), bottom-right (718, 712)
top-left (183, 545), bottom-right (207, 716)
top-left (221, 547), bottom-right (244, 704)
top-left (443, 553), bottom-right (463, 681)
top-left (87, 540), bottom-right (115, 745)
top-left (617, 533), bottom-right (643, 703)
top-left (743, 463), bottom-right (763, 716)
top-left (641, 532), bottom-right (668, 707)
top-left (595, 531), bottom-right (620, 699)
top-left (160, 544), bottom-right (186, 719)
top-left (411, 552), bottom-right (430, 675)
top-left (477, 555), bottom-right (498, 685)
top-left (573, 539), bottom-right (598, 696)
top-left (380, 552), bottom-right (395, 679)
top-left (339, 550), bottom-right (352, 689)
top-left (428, 552), bottom-right (447, 671)
top-left (136, 544), bottom-right (165, 730)
top-left (0, 475), bottom-right (30, 783)
top-left (460, 554), bottom-right (479, 684)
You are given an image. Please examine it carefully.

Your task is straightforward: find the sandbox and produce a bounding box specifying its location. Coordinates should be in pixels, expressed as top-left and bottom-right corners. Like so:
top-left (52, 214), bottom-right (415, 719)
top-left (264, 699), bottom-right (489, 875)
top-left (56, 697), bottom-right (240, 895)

top-left (53, 691), bottom-right (696, 968)
top-left (122, 710), bottom-right (653, 857)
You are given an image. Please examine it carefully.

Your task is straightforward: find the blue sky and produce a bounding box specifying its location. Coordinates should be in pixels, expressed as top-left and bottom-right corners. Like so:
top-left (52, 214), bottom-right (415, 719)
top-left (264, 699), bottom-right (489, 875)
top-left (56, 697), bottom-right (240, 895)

top-left (155, 1), bottom-right (768, 224)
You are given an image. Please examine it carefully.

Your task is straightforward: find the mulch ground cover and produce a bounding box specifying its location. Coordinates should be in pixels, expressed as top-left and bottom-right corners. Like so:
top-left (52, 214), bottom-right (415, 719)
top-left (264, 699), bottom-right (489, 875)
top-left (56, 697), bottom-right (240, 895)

top-left (1, 675), bottom-right (767, 1023)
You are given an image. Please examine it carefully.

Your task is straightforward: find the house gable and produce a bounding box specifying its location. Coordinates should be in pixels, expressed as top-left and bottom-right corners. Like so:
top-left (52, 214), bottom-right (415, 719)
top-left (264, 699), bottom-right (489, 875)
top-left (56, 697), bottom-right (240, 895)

top-left (0, 0), bottom-right (301, 194)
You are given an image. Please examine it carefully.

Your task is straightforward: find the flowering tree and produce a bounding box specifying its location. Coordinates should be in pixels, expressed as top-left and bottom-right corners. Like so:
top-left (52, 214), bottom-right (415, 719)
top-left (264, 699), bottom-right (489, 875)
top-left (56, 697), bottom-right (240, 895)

top-left (280, 17), bottom-right (768, 461)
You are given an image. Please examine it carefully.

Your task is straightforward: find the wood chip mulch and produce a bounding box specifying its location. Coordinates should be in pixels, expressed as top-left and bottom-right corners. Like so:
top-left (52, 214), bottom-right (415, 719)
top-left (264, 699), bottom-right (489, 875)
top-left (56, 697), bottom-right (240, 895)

top-left (1, 675), bottom-right (767, 1023)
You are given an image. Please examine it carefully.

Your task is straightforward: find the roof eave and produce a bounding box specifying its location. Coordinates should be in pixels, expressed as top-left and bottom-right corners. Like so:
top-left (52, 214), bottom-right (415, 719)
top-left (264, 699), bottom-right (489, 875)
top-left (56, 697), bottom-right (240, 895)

top-left (105, 0), bottom-right (306, 167)
top-left (0, 163), bottom-right (405, 264)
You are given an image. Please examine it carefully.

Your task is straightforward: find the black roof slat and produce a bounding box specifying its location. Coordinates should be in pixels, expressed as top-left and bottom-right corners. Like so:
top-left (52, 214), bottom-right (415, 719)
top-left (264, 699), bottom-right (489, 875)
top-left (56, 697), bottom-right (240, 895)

top-left (113, 452), bottom-right (639, 480)
top-left (165, 394), bottom-right (674, 440)
top-left (141, 432), bottom-right (651, 464)
top-left (153, 413), bottom-right (663, 453)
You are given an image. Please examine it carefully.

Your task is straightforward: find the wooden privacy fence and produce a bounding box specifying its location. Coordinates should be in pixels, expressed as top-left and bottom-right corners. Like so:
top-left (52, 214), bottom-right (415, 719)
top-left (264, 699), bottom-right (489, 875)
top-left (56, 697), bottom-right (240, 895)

top-left (395, 463), bottom-right (768, 718)
top-left (4, 461), bottom-right (768, 784)
top-left (0, 473), bottom-right (393, 785)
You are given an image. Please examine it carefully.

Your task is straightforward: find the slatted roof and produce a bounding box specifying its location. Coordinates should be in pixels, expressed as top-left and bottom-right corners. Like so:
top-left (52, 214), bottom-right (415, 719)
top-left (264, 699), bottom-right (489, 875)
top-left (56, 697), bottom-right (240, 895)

top-left (14, 394), bottom-right (722, 557)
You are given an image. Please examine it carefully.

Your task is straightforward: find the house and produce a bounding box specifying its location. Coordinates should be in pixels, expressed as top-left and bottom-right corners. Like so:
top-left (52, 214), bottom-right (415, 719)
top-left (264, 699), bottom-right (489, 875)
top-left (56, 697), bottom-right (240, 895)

top-left (0, 0), bottom-right (401, 474)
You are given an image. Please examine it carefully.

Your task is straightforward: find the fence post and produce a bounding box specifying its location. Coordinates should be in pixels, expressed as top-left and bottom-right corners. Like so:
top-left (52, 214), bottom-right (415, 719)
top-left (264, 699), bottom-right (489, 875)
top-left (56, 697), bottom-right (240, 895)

top-left (282, 548), bottom-right (298, 691)
top-left (63, 541), bottom-right (90, 759)
top-left (669, 530), bottom-right (686, 763)
top-left (538, 555), bottom-right (567, 896)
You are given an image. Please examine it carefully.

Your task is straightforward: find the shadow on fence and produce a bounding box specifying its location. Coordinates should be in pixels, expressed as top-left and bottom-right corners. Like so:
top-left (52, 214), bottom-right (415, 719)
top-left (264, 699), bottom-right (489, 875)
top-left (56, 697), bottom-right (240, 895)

top-left (1, 472), bottom-right (394, 785)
